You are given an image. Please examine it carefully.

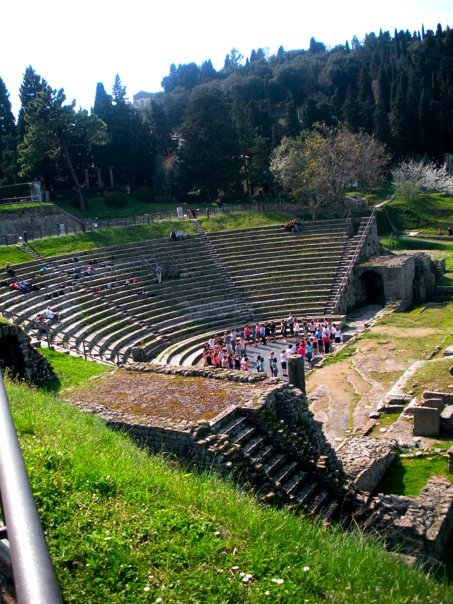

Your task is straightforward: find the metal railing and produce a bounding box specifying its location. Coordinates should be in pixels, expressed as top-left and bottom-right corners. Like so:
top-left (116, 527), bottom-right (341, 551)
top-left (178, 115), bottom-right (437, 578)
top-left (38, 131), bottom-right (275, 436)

top-left (326, 210), bottom-right (376, 313)
top-left (0, 372), bottom-right (63, 604)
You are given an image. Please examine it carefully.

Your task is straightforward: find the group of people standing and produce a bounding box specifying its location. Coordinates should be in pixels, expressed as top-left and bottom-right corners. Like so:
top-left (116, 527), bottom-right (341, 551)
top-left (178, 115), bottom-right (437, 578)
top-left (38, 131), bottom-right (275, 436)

top-left (202, 315), bottom-right (343, 375)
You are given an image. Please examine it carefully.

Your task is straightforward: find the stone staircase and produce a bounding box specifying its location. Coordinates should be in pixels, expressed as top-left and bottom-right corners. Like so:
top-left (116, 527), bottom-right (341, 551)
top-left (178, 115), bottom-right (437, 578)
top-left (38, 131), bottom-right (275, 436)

top-left (196, 402), bottom-right (356, 522)
top-left (189, 216), bottom-right (254, 322)
top-left (324, 216), bottom-right (374, 313)
top-left (204, 220), bottom-right (352, 320)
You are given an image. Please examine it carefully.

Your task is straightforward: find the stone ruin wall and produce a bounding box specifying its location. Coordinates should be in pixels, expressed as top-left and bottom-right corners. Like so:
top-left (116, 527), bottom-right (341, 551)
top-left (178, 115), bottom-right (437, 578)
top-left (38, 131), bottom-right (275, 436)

top-left (110, 364), bottom-right (345, 484)
top-left (338, 250), bottom-right (441, 313)
top-left (0, 323), bottom-right (55, 385)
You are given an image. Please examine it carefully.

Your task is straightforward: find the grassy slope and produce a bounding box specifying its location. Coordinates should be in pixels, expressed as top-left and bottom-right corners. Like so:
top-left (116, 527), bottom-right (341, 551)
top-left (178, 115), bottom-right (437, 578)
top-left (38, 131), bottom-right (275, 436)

top-left (6, 368), bottom-right (453, 603)
top-left (377, 193), bottom-right (453, 234)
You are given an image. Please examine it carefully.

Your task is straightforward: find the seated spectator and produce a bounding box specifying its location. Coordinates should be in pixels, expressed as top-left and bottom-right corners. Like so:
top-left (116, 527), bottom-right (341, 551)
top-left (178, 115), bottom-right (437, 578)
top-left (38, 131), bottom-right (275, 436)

top-left (169, 230), bottom-right (177, 241)
top-left (45, 307), bottom-right (60, 322)
top-left (176, 229), bottom-right (184, 240)
top-left (5, 263), bottom-right (16, 277)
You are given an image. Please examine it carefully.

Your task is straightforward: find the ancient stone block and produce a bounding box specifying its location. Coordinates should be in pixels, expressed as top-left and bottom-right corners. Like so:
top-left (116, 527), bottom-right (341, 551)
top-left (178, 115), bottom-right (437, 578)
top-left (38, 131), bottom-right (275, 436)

top-left (420, 398), bottom-right (444, 411)
top-left (413, 407), bottom-right (440, 437)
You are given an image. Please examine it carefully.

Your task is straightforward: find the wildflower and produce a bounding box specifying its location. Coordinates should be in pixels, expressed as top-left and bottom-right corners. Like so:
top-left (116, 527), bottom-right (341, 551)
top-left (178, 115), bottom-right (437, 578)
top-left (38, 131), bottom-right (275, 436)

top-left (240, 573), bottom-right (253, 583)
top-left (271, 578), bottom-right (284, 585)
top-left (303, 566), bottom-right (310, 572)
top-left (144, 586), bottom-right (150, 592)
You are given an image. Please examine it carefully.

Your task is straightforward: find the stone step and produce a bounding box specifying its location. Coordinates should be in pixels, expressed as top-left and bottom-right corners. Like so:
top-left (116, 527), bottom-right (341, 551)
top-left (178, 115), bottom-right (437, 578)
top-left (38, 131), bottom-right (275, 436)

top-left (262, 453), bottom-right (286, 476)
top-left (243, 435), bottom-right (266, 457)
top-left (272, 461), bottom-right (298, 485)
top-left (281, 470), bottom-right (307, 496)
top-left (233, 425), bottom-right (257, 445)
top-left (216, 415), bottom-right (248, 437)
top-left (294, 481), bottom-right (318, 505)
top-left (305, 489), bottom-right (330, 513)
top-left (252, 443), bottom-right (274, 465)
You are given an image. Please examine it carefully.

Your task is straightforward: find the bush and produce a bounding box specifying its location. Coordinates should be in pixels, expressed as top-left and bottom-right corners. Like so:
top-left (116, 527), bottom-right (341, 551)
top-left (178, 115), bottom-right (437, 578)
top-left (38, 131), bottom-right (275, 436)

top-left (105, 191), bottom-right (129, 208)
top-left (133, 185), bottom-right (154, 204)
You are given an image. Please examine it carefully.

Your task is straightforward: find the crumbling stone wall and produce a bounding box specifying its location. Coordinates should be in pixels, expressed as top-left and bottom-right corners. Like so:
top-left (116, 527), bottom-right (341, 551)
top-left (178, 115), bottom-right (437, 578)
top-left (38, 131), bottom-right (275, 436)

top-left (367, 476), bottom-right (453, 562)
top-left (0, 323), bottom-right (55, 385)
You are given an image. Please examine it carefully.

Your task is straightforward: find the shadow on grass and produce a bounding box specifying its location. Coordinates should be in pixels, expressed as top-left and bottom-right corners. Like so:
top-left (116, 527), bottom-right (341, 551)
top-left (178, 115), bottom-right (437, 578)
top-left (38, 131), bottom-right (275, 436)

top-left (40, 376), bottom-right (62, 393)
top-left (374, 456), bottom-right (407, 496)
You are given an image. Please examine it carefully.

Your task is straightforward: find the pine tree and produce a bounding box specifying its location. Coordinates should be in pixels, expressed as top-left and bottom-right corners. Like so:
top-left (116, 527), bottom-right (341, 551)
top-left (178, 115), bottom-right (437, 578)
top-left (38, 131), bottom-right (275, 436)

top-left (18, 87), bottom-right (107, 210)
top-left (0, 77), bottom-right (17, 183)
top-left (93, 82), bottom-right (112, 120)
top-left (17, 66), bottom-right (47, 138)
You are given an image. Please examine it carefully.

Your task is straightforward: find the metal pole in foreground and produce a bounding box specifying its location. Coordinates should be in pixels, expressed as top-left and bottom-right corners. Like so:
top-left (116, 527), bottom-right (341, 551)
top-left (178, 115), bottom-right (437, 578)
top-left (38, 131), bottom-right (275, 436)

top-left (0, 373), bottom-right (63, 604)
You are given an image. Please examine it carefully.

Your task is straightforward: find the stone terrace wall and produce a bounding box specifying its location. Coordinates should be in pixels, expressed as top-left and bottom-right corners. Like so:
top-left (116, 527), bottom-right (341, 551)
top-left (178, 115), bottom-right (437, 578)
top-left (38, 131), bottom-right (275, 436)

top-left (111, 365), bottom-right (347, 486)
top-left (0, 205), bottom-right (81, 240)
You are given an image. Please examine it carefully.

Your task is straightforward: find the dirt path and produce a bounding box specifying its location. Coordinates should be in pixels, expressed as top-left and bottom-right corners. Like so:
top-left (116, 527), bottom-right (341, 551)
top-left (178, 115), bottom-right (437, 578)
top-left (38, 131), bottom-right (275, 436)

top-left (306, 305), bottom-right (417, 445)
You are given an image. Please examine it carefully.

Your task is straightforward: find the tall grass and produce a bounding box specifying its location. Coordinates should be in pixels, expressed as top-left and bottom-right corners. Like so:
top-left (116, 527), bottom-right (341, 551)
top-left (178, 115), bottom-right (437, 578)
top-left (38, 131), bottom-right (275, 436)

top-left (4, 368), bottom-right (452, 602)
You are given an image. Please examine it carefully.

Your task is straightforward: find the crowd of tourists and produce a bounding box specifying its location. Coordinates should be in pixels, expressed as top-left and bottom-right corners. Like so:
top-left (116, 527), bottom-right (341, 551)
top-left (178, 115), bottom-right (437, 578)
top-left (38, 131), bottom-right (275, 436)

top-left (201, 314), bottom-right (343, 376)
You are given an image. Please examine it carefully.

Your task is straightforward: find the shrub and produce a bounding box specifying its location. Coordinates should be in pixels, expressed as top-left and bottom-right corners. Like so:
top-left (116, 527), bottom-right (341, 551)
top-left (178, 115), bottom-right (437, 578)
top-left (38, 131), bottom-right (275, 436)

top-left (133, 185), bottom-right (154, 204)
top-left (105, 191), bottom-right (129, 208)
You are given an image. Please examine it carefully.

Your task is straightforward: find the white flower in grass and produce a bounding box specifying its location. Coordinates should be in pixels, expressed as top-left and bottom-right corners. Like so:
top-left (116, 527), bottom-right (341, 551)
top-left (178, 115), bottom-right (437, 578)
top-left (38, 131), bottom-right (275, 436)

top-left (271, 578), bottom-right (284, 585)
top-left (155, 598), bottom-right (163, 604)
top-left (143, 586), bottom-right (150, 592)
top-left (240, 573), bottom-right (253, 583)
top-left (303, 566), bottom-right (310, 572)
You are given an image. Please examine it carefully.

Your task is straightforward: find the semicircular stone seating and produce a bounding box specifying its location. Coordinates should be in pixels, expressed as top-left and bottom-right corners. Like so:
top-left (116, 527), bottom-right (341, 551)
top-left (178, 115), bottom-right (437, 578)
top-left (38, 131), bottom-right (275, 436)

top-left (0, 218), bottom-right (368, 366)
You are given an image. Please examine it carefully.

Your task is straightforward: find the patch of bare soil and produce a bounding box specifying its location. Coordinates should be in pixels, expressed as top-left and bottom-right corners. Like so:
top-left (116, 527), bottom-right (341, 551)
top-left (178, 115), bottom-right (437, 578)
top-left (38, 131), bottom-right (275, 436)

top-left (307, 321), bottom-right (425, 445)
top-left (63, 370), bottom-right (263, 429)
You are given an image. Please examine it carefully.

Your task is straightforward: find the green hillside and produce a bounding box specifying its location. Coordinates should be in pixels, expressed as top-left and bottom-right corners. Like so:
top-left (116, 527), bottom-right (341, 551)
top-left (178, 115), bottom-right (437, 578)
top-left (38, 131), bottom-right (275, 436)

top-left (5, 367), bottom-right (453, 603)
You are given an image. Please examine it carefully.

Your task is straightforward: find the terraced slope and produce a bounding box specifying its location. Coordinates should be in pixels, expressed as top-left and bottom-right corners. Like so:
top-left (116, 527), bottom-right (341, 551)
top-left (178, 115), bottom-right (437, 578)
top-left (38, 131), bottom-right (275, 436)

top-left (0, 219), bottom-right (369, 366)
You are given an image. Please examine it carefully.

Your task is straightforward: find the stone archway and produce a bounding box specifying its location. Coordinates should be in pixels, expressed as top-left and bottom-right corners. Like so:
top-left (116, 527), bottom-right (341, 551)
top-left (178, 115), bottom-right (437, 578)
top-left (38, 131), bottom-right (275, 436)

top-left (360, 270), bottom-right (385, 306)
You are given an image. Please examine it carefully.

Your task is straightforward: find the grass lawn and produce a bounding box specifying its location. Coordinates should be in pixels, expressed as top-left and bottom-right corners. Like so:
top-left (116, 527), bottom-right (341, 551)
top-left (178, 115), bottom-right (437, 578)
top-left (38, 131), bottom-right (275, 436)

top-left (0, 245), bottom-right (33, 266)
top-left (375, 452), bottom-right (452, 497)
top-left (26, 221), bottom-right (195, 258)
top-left (0, 202), bottom-right (53, 213)
top-left (407, 357), bottom-right (453, 399)
top-left (378, 193), bottom-right (453, 234)
top-left (5, 367), bottom-right (453, 603)
top-left (199, 211), bottom-right (294, 232)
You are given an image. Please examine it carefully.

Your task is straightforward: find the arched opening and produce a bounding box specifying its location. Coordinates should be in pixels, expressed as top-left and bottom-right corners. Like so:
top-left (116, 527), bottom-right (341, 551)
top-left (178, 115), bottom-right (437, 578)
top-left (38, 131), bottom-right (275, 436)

top-left (360, 270), bottom-right (385, 306)
top-left (0, 334), bottom-right (27, 380)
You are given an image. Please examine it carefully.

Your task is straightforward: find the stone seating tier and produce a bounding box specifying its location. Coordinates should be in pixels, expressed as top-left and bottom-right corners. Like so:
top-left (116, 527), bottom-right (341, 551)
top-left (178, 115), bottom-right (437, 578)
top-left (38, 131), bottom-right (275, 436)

top-left (1, 219), bottom-right (361, 364)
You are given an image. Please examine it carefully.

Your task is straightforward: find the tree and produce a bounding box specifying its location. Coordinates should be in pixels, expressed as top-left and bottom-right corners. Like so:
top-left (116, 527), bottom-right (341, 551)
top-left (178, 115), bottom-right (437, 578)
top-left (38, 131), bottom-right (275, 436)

top-left (18, 86), bottom-right (107, 211)
top-left (17, 66), bottom-right (47, 138)
top-left (112, 74), bottom-right (127, 104)
top-left (270, 124), bottom-right (389, 219)
top-left (93, 82), bottom-right (112, 119)
top-left (0, 77), bottom-right (17, 183)
top-left (391, 158), bottom-right (453, 200)
top-left (178, 84), bottom-right (241, 198)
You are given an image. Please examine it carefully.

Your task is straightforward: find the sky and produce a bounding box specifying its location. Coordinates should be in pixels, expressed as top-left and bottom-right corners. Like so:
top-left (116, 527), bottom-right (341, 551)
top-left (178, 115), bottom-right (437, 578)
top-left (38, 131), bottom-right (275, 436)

top-left (2, 0), bottom-right (452, 118)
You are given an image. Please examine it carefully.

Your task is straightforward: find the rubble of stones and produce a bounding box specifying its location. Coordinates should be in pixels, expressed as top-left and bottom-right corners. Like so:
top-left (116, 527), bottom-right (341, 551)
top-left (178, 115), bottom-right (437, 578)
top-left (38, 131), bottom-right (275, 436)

top-left (364, 476), bottom-right (453, 565)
